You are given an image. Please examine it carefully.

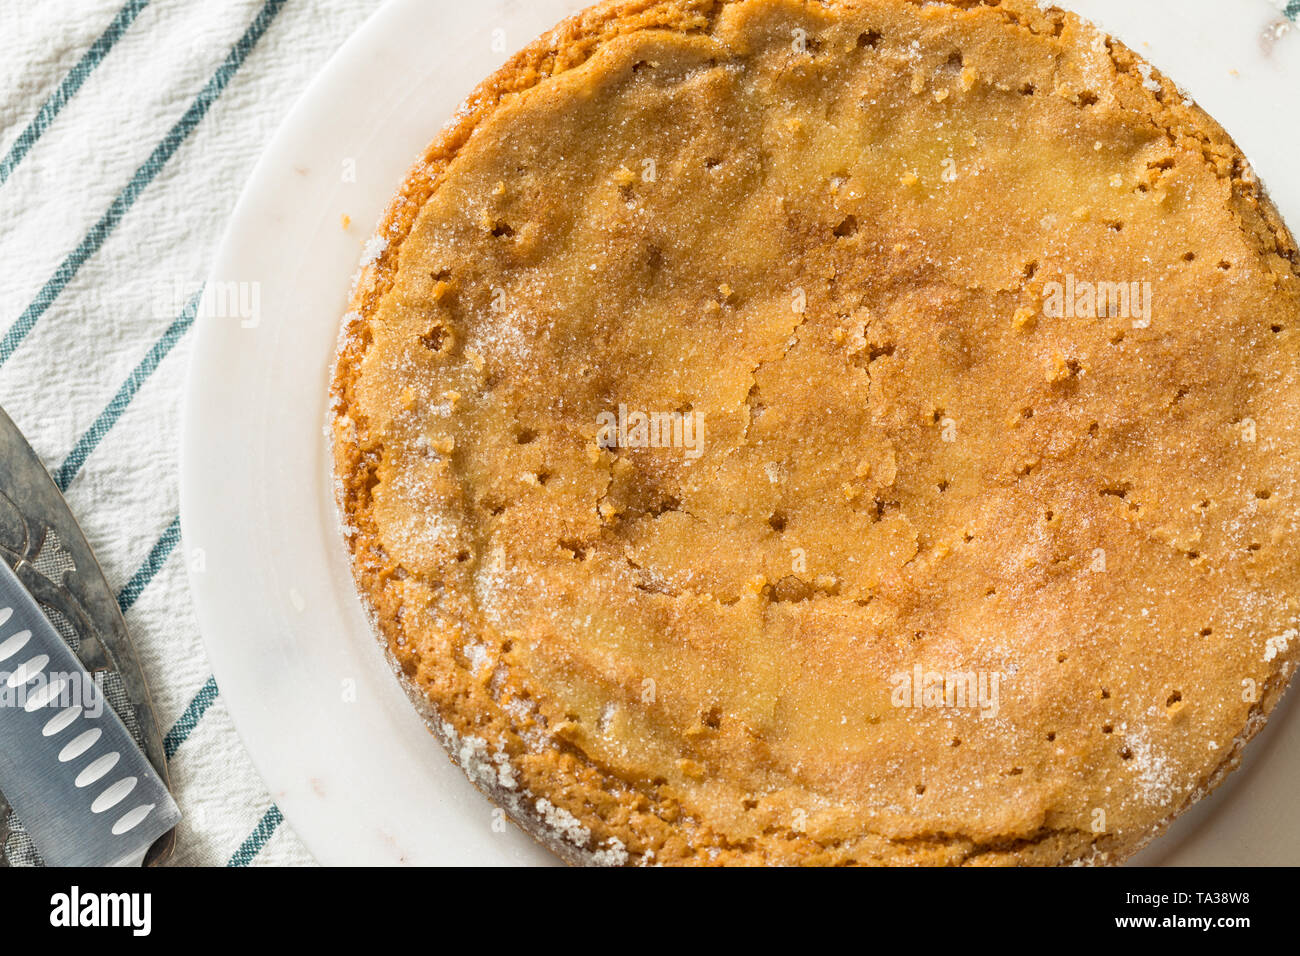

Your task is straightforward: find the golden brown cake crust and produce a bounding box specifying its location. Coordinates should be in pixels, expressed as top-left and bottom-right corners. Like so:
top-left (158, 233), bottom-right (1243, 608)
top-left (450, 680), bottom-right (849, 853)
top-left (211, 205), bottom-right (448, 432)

top-left (331, 0), bottom-right (1300, 866)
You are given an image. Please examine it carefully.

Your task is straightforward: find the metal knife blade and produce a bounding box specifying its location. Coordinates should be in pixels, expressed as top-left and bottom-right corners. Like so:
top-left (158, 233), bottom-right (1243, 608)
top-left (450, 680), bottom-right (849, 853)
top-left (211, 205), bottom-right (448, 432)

top-left (0, 406), bottom-right (179, 866)
top-left (0, 556), bottom-right (181, 865)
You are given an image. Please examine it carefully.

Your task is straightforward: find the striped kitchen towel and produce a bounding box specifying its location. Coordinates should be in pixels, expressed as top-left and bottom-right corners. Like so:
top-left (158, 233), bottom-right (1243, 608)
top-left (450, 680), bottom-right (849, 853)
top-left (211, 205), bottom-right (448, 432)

top-left (0, 0), bottom-right (383, 866)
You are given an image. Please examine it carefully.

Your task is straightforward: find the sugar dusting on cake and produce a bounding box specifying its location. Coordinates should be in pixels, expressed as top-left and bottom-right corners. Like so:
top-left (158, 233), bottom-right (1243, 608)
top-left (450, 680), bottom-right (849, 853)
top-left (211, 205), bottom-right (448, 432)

top-left (1264, 628), bottom-right (1296, 662)
top-left (360, 236), bottom-right (388, 268)
top-left (1121, 724), bottom-right (1175, 807)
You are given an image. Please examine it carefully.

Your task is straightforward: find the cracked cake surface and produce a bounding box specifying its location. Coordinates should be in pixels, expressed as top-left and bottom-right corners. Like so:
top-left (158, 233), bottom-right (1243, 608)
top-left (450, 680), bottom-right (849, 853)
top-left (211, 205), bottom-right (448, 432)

top-left (331, 0), bottom-right (1300, 865)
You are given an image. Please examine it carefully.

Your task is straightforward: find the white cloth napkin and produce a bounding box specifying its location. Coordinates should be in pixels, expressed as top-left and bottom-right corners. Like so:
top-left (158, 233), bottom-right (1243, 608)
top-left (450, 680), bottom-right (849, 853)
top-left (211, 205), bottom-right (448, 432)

top-left (0, 0), bottom-right (383, 866)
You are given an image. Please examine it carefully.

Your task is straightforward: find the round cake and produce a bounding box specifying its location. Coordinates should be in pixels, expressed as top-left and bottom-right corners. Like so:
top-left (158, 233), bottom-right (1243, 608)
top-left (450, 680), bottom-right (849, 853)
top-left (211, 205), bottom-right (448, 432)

top-left (331, 0), bottom-right (1300, 865)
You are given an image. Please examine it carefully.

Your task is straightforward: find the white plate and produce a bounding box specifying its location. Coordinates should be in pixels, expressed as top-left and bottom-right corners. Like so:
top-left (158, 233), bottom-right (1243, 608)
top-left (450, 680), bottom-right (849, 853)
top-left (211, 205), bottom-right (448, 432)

top-left (181, 0), bottom-right (1300, 865)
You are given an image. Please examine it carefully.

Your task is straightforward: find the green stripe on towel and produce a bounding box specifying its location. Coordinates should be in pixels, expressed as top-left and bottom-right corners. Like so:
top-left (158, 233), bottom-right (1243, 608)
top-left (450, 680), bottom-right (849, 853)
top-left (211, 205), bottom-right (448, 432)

top-left (228, 806), bottom-right (284, 866)
top-left (0, 0), bottom-right (286, 367)
top-left (55, 289), bottom-right (201, 491)
top-left (0, 0), bottom-right (151, 187)
top-left (164, 675), bottom-right (219, 760)
top-left (117, 514), bottom-right (182, 614)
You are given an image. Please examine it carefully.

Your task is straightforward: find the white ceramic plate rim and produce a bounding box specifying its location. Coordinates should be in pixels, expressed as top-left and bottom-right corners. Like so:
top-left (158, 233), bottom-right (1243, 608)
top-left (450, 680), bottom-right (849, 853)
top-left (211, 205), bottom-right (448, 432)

top-left (181, 0), bottom-right (1300, 865)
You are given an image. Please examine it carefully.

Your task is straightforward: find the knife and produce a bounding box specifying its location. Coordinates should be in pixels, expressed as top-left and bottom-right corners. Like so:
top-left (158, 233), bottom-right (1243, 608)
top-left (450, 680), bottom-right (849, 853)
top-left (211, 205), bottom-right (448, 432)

top-left (0, 406), bottom-right (179, 866)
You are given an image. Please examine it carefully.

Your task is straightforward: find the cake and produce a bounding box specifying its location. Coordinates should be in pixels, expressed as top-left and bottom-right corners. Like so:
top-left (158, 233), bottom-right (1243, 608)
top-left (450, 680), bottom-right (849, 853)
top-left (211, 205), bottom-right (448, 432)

top-left (331, 0), bottom-right (1300, 865)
